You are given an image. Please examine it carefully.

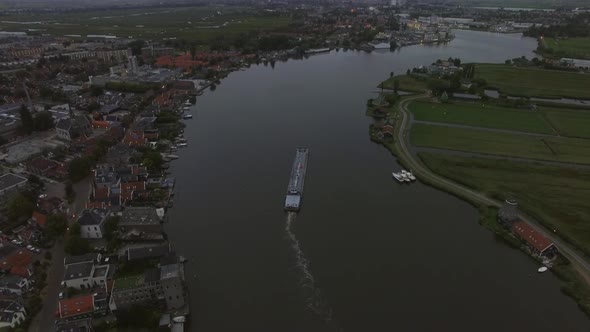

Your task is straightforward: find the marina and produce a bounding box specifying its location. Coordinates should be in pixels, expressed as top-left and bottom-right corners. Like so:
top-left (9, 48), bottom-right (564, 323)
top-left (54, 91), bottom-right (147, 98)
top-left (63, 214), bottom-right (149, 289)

top-left (284, 148), bottom-right (309, 211)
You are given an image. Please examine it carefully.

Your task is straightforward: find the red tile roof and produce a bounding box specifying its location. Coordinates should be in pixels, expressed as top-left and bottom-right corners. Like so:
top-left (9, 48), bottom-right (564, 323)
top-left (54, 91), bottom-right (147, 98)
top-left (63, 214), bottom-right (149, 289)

top-left (512, 221), bottom-right (555, 253)
top-left (32, 211), bottom-right (47, 227)
top-left (94, 187), bottom-right (110, 201)
top-left (58, 294), bottom-right (95, 318)
top-left (0, 250), bottom-right (33, 277)
top-left (121, 181), bottom-right (146, 201)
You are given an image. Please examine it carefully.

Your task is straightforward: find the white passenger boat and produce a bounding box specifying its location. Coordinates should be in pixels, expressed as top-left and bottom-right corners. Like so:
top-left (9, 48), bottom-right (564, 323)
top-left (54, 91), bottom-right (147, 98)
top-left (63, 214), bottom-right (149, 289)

top-left (538, 266), bottom-right (548, 273)
top-left (392, 172), bottom-right (405, 183)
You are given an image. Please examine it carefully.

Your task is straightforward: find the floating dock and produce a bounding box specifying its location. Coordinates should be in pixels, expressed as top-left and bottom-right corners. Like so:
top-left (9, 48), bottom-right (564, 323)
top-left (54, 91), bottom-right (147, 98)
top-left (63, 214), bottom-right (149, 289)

top-left (285, 148), bottom-right (309, 211)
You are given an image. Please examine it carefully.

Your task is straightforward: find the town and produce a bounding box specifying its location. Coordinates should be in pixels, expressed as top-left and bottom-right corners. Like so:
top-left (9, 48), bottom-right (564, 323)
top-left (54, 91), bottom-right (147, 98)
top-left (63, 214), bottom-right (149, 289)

top-left (0, 0), bottom-right (588, 331)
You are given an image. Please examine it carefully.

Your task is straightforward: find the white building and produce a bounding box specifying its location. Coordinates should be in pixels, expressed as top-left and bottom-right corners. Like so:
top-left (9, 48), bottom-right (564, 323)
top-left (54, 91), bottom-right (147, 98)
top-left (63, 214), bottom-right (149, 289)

top-left (77, 209), bottom-right (108, 239)
top-left (0, 299), bottom-right (26, 328)
top-left (63, 253), bottom-right (110, 290)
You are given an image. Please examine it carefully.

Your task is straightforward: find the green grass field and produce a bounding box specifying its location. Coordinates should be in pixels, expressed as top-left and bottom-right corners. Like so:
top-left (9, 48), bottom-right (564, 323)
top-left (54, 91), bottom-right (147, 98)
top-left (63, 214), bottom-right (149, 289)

top-left (419, 152), bottom-right (590, 255)
top-left (450, 0), bottom-right (588, 8)
top-left (380, 75), bottom-right (430, 93)
top-left (408, 101), bottom-right (555, 134)
top-left (545, 37), bottom-right (590, 60)
top-left (0, 6), bottom-right (293, 41)
top-left (410, 123), bottom-right (590, 165)
top-left (475, 64), bottom-right (590, 99)
top-left (544, 107), bottom-right (590, 139)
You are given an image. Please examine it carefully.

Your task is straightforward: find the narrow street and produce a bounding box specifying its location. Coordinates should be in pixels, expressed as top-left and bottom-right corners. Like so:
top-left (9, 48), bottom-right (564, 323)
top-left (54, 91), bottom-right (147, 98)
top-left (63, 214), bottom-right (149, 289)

top-left (27, 176), bottom-right (92, 332)
top-left (27, 241), bottom-right (65, 332)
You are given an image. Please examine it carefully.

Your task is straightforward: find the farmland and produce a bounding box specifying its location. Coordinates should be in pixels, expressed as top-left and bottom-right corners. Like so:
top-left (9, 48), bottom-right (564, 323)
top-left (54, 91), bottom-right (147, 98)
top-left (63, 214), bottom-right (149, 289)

top-left (544, 108), bottom-right (590, 139)
top-left (410, 123), bottom-right (590, 165)
top-left (474, 64), bottom-right (590, 99)
top-left (0, 6), bottom-right (294, 42)
top-left (544, 37), bottom-right (590, 60)
top-left (408, 100), bottom-right (555, 134)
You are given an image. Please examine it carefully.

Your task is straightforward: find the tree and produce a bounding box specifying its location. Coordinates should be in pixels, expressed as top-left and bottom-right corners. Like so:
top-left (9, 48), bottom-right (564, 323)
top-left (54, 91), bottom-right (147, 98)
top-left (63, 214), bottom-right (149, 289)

top-left (390, 71), bottom-right (394, 78)
top-left (19, 105), bottom-right (34, 135)
top-left (68, 157), bottom-right (93, 182)
top-left (27, 174), bottom-right (44, 191)
top-left (46, 214), bottom-right (68, 239)
top-left (406, 69), bottom-right (411, 76)
top-left (128, 40), bottom-right (146, 56)
top-left (65, 224), bottom-right (91, 255)
top-left (89, 85), bottom-right (104, 97)
top-left (393, 79), bottom-right (400, 94)
top-left (7, 193), bottom-right (34, 222)
top-left (142, 151), bottom-right (163, 170)
top-left (33, 111), bottom-right (54, 131)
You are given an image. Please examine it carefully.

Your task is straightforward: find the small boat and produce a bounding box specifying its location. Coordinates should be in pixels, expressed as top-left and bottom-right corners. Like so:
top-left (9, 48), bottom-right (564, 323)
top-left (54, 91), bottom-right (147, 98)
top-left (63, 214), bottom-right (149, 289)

top-left (392, 172), bottom-right (405, 183)
top-left (183, 106), bottom-right (190, 111)
top-left (400, 170), bottom-right (411, 182)
top-left (167, 154), bottom-right (179, 160)
top-left (407, 170), bottom-right (416, 181)
top-left (176, 138), bottom-right (187, 143)
top-left (184, 100), bottom-right (192, 106)
top-left (178, 143), bottom-right (188, 148)
top-left (182, 114), bottom-right (193, 119)
top-left (538, 266), bottom-right (548, 273)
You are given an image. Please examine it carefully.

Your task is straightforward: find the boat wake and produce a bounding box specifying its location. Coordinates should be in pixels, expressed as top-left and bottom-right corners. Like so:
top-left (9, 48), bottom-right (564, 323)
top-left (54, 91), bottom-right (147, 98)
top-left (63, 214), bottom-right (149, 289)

top-left (285, 212), bottom-right (335, 325)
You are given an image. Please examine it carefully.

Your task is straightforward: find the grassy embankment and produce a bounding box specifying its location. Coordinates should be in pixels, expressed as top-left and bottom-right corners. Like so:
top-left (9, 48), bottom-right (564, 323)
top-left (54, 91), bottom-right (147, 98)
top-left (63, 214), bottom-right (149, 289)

top-left (380, 75), bottom-right (432, 94)
top-left (544, 37), bottom-right (590, 60)
top-left (0, 6), bottom-right (293, 42)
top-left (474, 64), bottom-right (590, 99)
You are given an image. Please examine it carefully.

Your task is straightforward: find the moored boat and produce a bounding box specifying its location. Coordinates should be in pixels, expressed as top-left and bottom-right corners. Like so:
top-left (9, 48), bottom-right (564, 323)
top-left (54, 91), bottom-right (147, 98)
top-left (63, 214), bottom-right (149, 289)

top-left (392, 172), bottom-right (405, 183)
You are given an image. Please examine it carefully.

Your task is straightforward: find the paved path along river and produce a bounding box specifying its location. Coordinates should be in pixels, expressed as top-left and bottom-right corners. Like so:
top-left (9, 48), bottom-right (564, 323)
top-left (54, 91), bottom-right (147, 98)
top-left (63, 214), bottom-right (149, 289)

top-left (166, 30), bottom-right (590, 331)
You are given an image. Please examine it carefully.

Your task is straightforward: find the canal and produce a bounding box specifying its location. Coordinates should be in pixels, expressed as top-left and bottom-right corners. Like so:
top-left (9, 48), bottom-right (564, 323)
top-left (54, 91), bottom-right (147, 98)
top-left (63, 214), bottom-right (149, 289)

top-left (166, 30), bottom-right (590, 331)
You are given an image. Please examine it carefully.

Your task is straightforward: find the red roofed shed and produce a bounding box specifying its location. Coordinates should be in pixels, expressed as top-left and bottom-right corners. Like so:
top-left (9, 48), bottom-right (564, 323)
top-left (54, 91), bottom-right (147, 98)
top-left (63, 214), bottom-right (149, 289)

top-left (512, 221), bottom-right (557, 256)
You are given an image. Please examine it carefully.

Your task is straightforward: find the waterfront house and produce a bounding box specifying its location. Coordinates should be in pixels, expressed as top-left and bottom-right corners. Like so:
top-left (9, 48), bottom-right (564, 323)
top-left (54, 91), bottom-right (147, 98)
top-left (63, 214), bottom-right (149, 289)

top-left (125, 243), bottom-right (171, 261)
top-left (119, 207), bottom-right (163, 235)
top-left (109, 254), bottom-right (185, 311)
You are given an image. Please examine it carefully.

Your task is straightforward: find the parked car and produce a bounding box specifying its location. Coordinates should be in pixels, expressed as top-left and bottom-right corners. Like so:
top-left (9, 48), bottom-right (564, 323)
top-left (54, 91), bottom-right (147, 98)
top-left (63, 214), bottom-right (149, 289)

top-left (26, 245), bottom-right (33, 251)
top-left (34, 248), bottom-right (41, 254)
top-left (58, 292), bottom-right (64, 299)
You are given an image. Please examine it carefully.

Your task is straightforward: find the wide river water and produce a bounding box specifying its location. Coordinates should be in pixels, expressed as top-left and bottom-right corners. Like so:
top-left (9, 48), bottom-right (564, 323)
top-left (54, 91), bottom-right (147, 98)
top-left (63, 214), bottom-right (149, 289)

top-left (166, 30), bottom-right (590, 331)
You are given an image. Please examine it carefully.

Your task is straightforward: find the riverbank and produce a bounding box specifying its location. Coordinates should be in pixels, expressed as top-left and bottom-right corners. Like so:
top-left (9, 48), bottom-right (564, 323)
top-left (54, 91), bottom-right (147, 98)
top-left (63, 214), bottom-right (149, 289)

top-left (366, 92), bottom-right (590, 318)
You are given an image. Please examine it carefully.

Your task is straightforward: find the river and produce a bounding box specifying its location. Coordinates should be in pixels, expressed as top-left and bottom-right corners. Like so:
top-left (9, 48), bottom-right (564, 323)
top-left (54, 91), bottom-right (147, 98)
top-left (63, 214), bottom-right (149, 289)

top-left (166, 30), bottom-right (590, 331)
